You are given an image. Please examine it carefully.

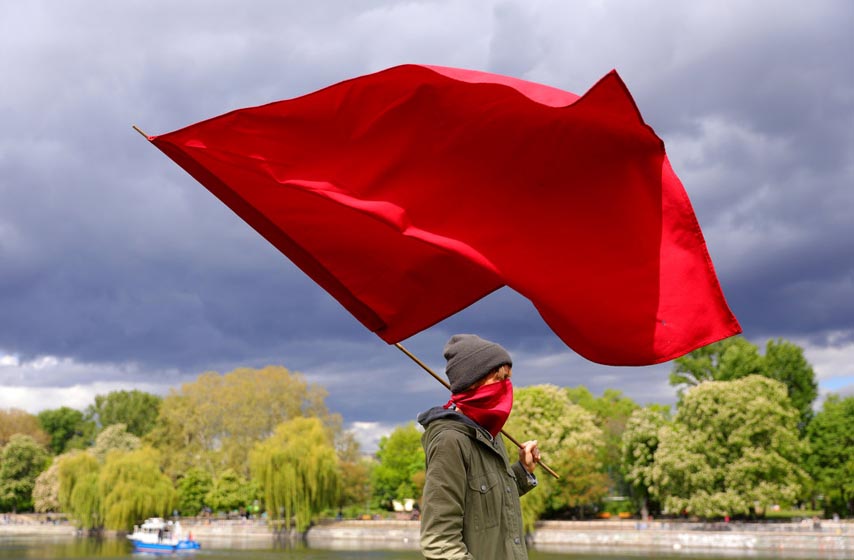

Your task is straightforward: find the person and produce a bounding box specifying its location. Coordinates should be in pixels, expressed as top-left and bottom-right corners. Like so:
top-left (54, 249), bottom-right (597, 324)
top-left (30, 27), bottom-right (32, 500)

top-left (417, 334), bottom-right (540, 559)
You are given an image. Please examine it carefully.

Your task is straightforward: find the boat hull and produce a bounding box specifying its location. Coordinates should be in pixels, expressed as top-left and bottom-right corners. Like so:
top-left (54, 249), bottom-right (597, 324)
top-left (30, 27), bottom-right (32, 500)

top-left (131, 539), bottom-right (201, 553)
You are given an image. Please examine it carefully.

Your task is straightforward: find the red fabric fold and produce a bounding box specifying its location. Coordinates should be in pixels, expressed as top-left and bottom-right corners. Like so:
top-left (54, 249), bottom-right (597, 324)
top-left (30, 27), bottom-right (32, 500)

top-left (150, 64), bottom-right (740, 365)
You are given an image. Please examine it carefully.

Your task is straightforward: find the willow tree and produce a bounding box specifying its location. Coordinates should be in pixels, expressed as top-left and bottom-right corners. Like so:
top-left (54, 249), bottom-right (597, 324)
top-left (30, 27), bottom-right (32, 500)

top-left (250, 417), bottom-right (340, 532)
top-left (99, 447), bottom-right (175, 531)
top-left (502, 384), bottom-right (603, 531)
top-left (150, 365), bottom-right (338, 478)
top-left (58, 452), bottom-right (102, 530)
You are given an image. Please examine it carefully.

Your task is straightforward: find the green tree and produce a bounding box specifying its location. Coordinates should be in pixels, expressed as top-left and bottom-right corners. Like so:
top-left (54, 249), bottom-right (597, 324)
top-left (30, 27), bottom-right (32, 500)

top-left (149, 366), bottom-right (337, 478)
top-left (503, 385), bottom-right (603, 531)
top-left (250, 417), bottom-right (340, 532)
top-left (566, 386), bottom-right (639, 496)
top-left (87, 390), bottom-right (162, 438)
top-left (669, 336), bottom-right (762, 395)
top-left (57, 452), bottom-right (102, 530)
top-left (336, 431), bottom-right (371, 513)
top-left (620, 406), bottom-right (670, 519)
top-left (566, 387), bottom-right (639, 422)
top-left (651, 376), bottom-right (807, 519)
top-left (0, 434), bottom-right (50, 512)
top-left (100, 447), bottom-right (175, 531)
top-left (551, 448), bottom-right (610, 519)
top-left (91, 424), bottom-right (140, 462)
top-left (370, 422), bottom-right (424, 508)
top-left (206, 468), bottom-right (254, 514)
top-left (669, 337), bottom-right (818, 432)
top-left (0, 408), bottom-right (50, 448)
top-left (176, 467), bottom-right (213, 516)
top-left (805, 394), bottom-right (854, 516)
top-left (37, 407), bottom-right (95, 454)
top-left (763, 339), bottom-right (818, 431)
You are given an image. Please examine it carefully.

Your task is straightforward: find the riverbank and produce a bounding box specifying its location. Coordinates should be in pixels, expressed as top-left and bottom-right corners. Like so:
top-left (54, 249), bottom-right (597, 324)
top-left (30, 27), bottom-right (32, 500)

top-left (306, 518), bottom-right (854, 556)
top-left (3, 515), bottom-right (853, 556)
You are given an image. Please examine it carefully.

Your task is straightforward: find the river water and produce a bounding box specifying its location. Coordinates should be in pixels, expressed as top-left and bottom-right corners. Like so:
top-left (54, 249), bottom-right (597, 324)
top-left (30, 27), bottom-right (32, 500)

top-left (0, 536), bottom-right (847, 560)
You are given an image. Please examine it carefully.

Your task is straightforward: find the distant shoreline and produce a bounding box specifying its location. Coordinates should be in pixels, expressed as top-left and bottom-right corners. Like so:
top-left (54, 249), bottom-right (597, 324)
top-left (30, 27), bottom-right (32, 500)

top-left (2, 516), bottom-right (852, 557)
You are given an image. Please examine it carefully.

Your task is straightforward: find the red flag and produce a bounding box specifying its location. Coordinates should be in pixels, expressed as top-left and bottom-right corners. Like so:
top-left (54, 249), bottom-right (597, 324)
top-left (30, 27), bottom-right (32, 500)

top-left (147, 64), bottom-right (740, 365)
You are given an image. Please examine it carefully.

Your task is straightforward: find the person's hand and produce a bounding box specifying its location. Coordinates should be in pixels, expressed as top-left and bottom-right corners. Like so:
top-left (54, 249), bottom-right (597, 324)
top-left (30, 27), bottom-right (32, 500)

top-left (519, 440), bottom-right (540, 473)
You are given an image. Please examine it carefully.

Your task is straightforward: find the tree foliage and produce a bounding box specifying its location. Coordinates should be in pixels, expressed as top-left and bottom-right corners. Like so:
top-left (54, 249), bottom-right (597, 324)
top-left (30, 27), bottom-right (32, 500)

top-left (550, 448), bottom-right (610, 519)
top-left (763, 339), bottom-right (818, 430)
top-left (651, 376), bottom-right (807, 518)
top-left (621, 406), bottom-right (670, 518)
top-left (336, 431), bottom-right (371, 510)
top-left (370, 422), bottom-right (424, 507)
top-left (100, 447), bottom-right (176, 531)
top-left (503, 385), bottom-right (603, 530)
top-left (0, 408), bottom-right (50, 448)
top-left (33, 458), bottom-right (61, 513)
top-left (0, 434), bottom-right (50, 512)
top-left (37, 407), bottom-right (95, 455)
top-left (805, 394), bottom-right (854, 516)
top-left (669, 336), bottom-right (817, 432)
top-left (149, 366), bottom-right (337, 478)
top-left (58, 452), bottom-right (102, 529)
top-left (88, 390), bottom-right (162, 438)
top-left (669, 336), bottom-right (762, 394)
top-left (250, 417), bottom-right (340, 532)
top-left (92, 424), bottom-right (140, 462)
top-left (57, 446), bottom-right (174, 530)
top-left (566, 386), bottom-right (639, 495)
top-left (205, 468), bottom-right (255, 514)
top-left (177, 467), bottom-right (213, 516)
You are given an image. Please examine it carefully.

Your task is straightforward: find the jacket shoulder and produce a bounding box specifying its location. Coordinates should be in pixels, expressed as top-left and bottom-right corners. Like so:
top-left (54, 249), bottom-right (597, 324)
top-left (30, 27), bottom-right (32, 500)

top-left (423, 418), bottom-right (475, 451)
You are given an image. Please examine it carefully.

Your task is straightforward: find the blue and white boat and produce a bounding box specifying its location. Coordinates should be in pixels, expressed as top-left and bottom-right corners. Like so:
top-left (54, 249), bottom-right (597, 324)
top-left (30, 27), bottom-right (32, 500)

top-left (128, 518), bottom-right (201, 553)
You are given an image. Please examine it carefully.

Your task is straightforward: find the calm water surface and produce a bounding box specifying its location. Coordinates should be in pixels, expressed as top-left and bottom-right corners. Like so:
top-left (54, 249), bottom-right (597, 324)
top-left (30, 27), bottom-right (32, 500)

top-left (0, 536), bottom-right (846, 560)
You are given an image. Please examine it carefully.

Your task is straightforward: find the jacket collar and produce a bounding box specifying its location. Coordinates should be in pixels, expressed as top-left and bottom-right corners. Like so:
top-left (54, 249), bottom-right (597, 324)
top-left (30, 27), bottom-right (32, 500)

top-left (419, 408), bottom-right (515, 475)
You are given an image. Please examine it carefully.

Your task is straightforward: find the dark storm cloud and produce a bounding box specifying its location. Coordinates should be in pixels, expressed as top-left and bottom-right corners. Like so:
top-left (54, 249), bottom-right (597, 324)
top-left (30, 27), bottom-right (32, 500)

top-left (1, 1), bottom-right (852, 430)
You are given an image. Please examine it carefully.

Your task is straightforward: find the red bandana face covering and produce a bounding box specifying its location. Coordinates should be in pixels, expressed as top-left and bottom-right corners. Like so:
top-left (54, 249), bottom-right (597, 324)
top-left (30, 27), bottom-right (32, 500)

top-left (444, 379), bottom-right (514, 437)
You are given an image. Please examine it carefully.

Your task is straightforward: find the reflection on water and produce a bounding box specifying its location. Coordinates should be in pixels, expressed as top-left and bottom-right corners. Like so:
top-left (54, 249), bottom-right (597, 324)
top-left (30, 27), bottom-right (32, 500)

top-left (0, 536), bottom-right (129, 559)
top-left (0, 536), bottom-right (850, 560)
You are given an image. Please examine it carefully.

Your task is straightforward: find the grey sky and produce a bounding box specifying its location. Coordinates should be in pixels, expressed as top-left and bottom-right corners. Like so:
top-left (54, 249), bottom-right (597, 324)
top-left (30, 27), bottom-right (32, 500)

top-left (1, 1), bottom-right (852, 450)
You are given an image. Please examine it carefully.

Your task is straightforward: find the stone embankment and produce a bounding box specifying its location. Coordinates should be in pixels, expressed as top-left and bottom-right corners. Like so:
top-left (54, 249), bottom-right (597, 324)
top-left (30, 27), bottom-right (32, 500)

top-left (0, 514), bottom-right (76, 536)
top-left (531, 519), bottom-right (853, 556)
top-left (306, 518), bottom-right (854, 556)
top-left (3, 514), bottom-right (853, 556)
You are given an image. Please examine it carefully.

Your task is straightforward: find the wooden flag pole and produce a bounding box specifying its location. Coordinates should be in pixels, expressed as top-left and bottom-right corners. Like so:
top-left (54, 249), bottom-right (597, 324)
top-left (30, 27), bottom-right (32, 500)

top-left (132, 125), bottom-right (149, 139)
top-left (394, 342), bottom-right (559, 479)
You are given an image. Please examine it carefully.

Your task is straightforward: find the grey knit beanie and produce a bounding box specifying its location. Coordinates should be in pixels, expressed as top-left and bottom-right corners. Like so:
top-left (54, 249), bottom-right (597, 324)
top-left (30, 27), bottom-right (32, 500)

top-left (443, 334), bottom-right (512, 393)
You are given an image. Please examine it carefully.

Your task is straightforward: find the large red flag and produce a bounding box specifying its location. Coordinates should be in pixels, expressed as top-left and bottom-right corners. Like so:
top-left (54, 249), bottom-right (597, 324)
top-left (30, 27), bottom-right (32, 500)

top-left (147, 64), bottom-right (740, 365)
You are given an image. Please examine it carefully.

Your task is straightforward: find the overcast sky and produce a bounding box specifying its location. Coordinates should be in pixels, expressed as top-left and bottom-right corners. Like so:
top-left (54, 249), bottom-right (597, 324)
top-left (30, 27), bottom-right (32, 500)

top-left (1, 1), bottom-right (852, 452)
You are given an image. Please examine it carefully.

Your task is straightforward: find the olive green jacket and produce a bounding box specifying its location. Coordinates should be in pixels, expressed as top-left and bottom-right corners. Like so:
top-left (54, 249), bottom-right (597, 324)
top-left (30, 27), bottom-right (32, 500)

top-left (418, 408), bottom-right (537, 560)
